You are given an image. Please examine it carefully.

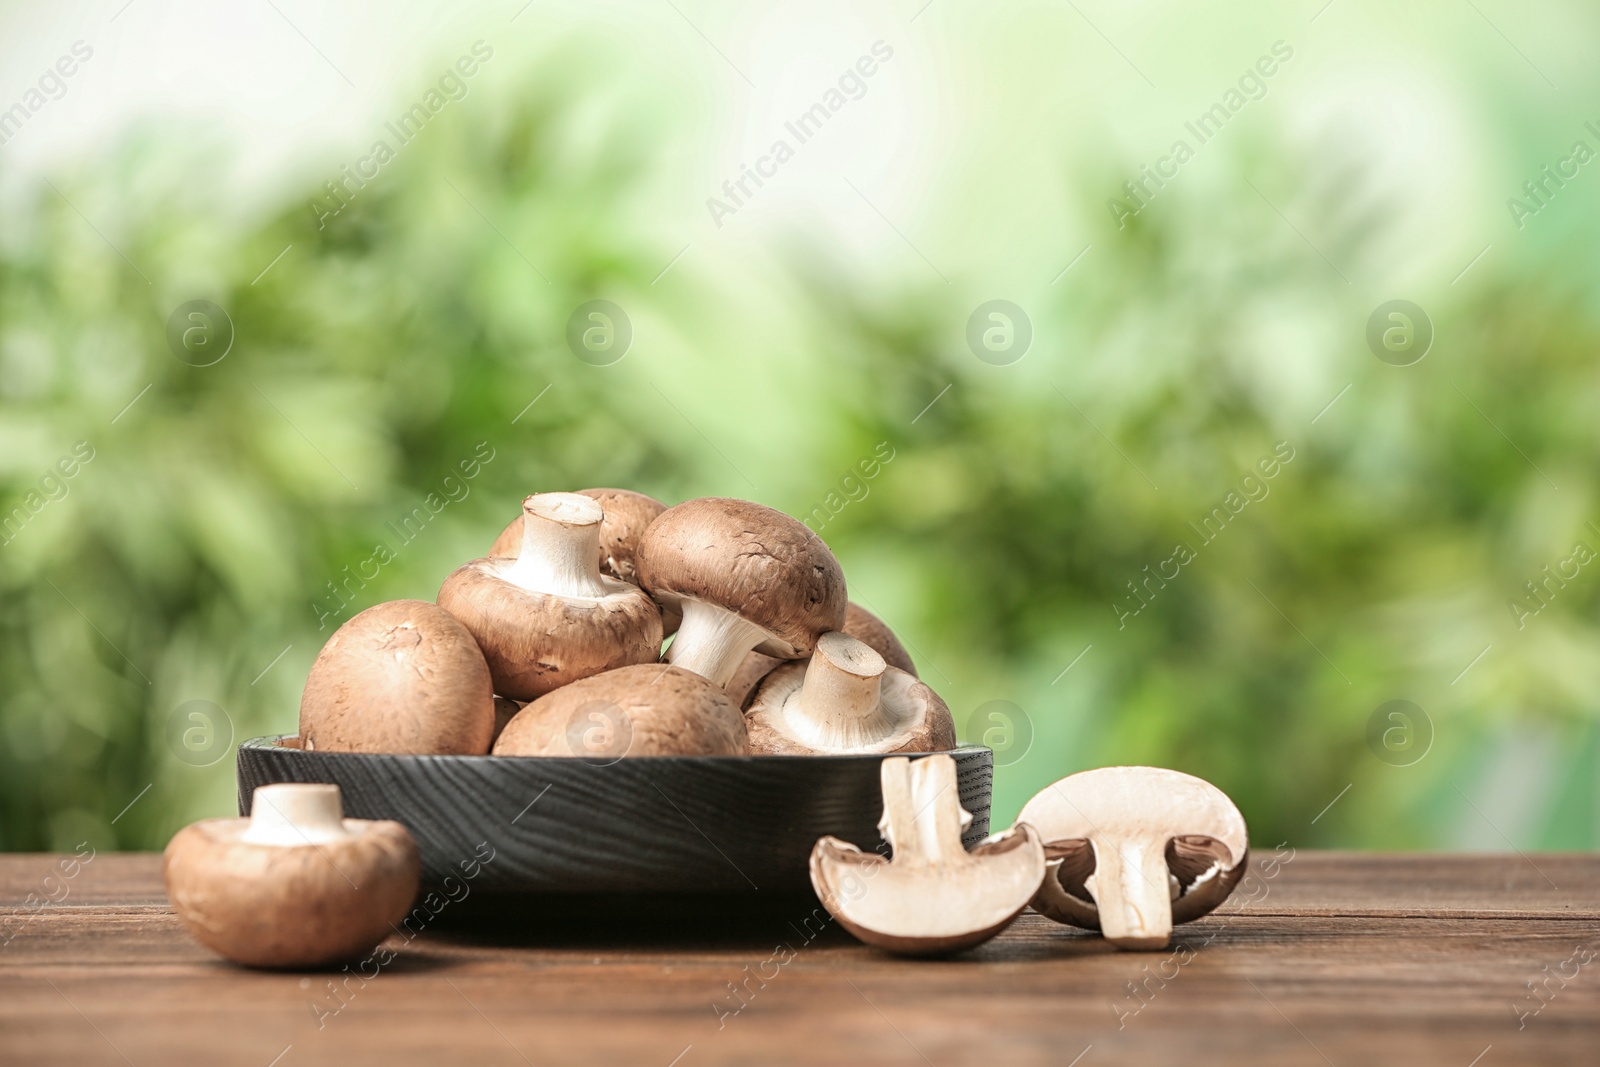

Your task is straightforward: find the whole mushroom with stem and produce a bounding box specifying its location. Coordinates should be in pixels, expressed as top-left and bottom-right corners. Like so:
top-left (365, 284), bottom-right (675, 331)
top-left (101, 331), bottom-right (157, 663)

top-left (745, 632), bottom-right (955, 755)
top-left (164, 783), bottom-right (419, 968)
top-left (727, 600), bottom-right (917, 708)
top-left (439, 492), bottom-right (663, 700)
top-left (1016, 766), bottom-right (1249, 950)
top-left (636, 498), bottom-right (847, 689)
top-left (490, 487), bottom-right (666, 587)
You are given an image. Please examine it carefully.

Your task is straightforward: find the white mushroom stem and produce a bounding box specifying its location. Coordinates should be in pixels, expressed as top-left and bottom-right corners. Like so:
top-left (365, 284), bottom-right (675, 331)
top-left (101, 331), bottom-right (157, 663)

top-left (241, 784), bottom-right (354, 846)
top-left (503, 493), bottom-right (610, 599)
top-left (876, 755), bottom-right (974, 866)
top-left (790, 634), bottom-right (900, 750)
top-left (1083, 836), bottom-right (1179, 949)
top-left (663, 598), bottom-right (775, 688)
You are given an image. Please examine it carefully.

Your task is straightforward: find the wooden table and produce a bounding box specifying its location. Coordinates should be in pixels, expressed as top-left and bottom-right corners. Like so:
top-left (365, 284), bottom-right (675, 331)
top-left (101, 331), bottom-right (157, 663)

top-left (2, 851), bottom-right (1596, 1066)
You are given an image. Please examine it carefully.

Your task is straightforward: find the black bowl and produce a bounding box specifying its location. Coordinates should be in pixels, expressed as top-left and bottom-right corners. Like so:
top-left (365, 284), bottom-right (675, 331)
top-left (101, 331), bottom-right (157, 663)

top-left (235, 736), bottom-right (993, 895)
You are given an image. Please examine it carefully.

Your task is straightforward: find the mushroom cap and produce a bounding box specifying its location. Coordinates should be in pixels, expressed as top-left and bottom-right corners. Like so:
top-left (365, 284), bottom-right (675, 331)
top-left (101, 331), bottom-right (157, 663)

top-left (809, 754), bottom-right (1046, 955)
top-left (299, 599), bottom-right (495, 755)
top-left (493, 664), bottom-right (748, 757)
top-left (811, 827), bottom-right (1044, 955)
top-left (490, 487), bottom-right (667, 586)
top-left (1017, 766), bottom-right (1249, 931)
top-left (163, 800), bottom-right (419, 969)
top-left (725, 650), bottom-right (784, 709)
top-left (438, 560), bottom-right (663, 702)
top-left (636, 497), bottom-right (846, 658)
top-left (843, 602), bottom-right (917, 675)
top-left (745, 638), bottom-right (955, 756)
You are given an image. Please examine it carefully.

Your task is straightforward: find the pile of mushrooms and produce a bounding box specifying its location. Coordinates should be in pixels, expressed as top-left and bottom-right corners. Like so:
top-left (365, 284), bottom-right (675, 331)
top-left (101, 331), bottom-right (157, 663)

top-left (296, 489), bottom-right (958, 760)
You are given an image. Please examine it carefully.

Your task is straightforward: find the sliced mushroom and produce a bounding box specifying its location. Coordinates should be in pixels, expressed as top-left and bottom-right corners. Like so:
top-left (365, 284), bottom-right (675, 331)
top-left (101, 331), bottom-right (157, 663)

top-left (439, 493), bottom-right (663, 700)
top-left (745, 632), bottom-right (954, 755)
top-left (1016, 766), bottom-right (1249, 950)
top-left (489, 487), bottom-right (666, 586)
top-left (164, 783), bottom-right (420, 968)
top-left (810, 754), bottom-right (1044, 955)
top-left (636, 498), bottom-right (846, 688)
top-left (726, 601), bottom-right (917, 708)
top-left (493, 663), bottom-right (748, 757)
top-left (300, 599), bottom-right (495, 755)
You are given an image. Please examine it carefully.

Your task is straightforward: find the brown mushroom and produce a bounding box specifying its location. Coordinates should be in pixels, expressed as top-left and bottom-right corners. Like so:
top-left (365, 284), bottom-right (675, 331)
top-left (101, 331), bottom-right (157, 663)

top-left (810, 754), bottom-right (1044, 955)
top-left (489, 487), bottom-right (666, 585)
top-left (439, 493), bottom-right (663, 701)
top-left (300, 599), bottom-right (494, 755)
top-left (164, 783), bottom-right (419, 968)
top-left (1016, 766), bottom-right (1249, 950)
top-left (636, 497), bottom-right (846, 689)
top-left (490, 695), bottom-right (524, 745)
top-left (745, 632), bottom-right (955, 755)
top-left (493, 663), bottom-right (748, 757)
top-left (726, 601), bottom-right (916, 708)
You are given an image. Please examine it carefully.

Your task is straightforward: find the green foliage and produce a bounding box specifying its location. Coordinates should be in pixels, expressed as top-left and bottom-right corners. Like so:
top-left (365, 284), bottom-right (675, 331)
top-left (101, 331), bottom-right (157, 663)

top-left (2, 33), bottom-right (1597, 857)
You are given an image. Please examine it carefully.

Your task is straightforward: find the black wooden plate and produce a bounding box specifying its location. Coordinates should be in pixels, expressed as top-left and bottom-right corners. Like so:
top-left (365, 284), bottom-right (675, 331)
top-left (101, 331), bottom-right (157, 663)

top-left (235, 736), bottom-right (993, 895)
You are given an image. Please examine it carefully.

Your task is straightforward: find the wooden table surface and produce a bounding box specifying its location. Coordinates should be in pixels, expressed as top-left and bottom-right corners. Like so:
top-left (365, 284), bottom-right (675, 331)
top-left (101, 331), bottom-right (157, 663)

top-left (2, 851), bottom-right (1596, 1066)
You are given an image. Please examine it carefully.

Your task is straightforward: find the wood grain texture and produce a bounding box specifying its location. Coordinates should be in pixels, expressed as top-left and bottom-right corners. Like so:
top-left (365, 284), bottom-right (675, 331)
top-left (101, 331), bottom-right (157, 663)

top-left (235, 737), bottom-right (994, 893)
top-left (2, 852), bottom-right (1596, 1066)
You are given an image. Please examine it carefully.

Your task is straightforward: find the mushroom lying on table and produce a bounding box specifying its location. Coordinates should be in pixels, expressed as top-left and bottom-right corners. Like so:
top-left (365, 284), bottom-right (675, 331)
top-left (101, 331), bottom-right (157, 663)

top-left (493, 663), bottom-right (748, 757)
top-left (745, 632), bottom-right (955, 755)
top-left (440, 492), bottom-right (663, 700)
top-left (636, 498), bottom-right (846, 689)
top-left (164, 783), bottom-right (419, 968)
top-left (726, 601), bottom-right (917, 708)
top-left (810, 754), bottom-right (1044, 955)
top-left (300, 599), bottom-right (495, 755)
top-left (1016, 766), bottom-right (1249, 950)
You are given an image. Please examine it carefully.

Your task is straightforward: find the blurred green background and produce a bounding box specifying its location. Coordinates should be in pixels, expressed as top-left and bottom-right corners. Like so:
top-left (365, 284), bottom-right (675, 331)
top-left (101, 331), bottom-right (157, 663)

top-left (2, 0), bottom-right (1597, 854)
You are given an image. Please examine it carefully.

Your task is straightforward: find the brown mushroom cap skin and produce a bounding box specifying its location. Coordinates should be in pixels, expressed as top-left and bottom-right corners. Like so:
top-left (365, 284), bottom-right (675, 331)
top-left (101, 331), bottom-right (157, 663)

top-left (438, 560), bottom-right (662, 701)
top-left (163, 816), bottom-right (419, 969)
top-left (489, 488), bottom-right (667, 585)
top-left (299, 599), bottom-right (495, 755)
top-left (844, 602), bottom-right (917, 675)
top-left (725, 650), bottom-right (784, 709)
top-left (493, 664), bottom-right (748, 757)
top-left (637, 497), bottom-right (847, 660)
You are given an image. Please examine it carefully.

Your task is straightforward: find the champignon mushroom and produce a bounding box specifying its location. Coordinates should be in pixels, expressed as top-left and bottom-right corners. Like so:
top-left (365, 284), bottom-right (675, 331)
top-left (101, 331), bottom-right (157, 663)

top-left (300, 599), bottom-right (495, 755)
top-left (636, 497), bottom-right (846, 689)
top-left (810, 754), bottom-right (1044, 955)
top-left (493, 664), bottom-right (747, 757)
top-left (439, 493), bottom-right (663, 701)
top-left (163, 783), bottom-right (420, 968)
top-left (489, 487), bottom-right (667, 587)
top-left (726, 601), bottom-right (917, 708)
top-left (1016, 766), bottom-right (1249, 950)
top-left (745, 632), bottom-right (955, 755)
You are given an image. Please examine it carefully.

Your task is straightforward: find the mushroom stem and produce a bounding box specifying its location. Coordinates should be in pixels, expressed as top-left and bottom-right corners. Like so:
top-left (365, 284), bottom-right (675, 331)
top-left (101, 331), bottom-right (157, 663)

top-left (790, 634), bottom-right (900, 750)
top-left (1085, 837), bottom-right (1177, 949)
top-left (663, 598), bottom-right (775, 688)
top-left (502, 493), bottom-right (610, 599)
top-left (876, 756), bottom-right (973, 866)
top-left (241, 784), bottom-right (352, 847)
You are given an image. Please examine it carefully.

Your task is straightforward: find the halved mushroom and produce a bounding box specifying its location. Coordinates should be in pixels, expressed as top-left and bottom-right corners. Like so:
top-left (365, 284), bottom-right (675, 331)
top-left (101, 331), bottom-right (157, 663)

top-left (745, 632), bottom-right (955, 755)
top-left (1016, 766), bottom-right (1249, 950)
top-left (493, 663), bottom-right (747, 757)
top-left (439, 493), bottom-right (663, 700)
top-left (489, 487), bottom-right (666, 586)
top-left (164, 783), bottom-right (420, 968)
top-left (726, 601), bottom-right (917, 708)
top-left (810, 754), bottom-right (1044, 955)
top-left (636, 498), bottom-right (846, 689)
top-left (300, 599), bottom-right (495, 755)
